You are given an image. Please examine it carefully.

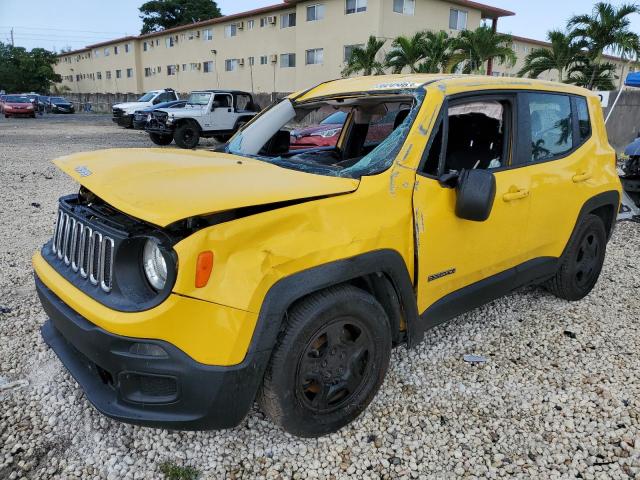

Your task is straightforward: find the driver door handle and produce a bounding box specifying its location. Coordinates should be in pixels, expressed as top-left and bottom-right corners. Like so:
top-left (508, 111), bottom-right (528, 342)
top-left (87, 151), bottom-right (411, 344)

top-left (572, 171), bottom-right (592, 183)
top-left (502, 188), bottom-right (529, 202)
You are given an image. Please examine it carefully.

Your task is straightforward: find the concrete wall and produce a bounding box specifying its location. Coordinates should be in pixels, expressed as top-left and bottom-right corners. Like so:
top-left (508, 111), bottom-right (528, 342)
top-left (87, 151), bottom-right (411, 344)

top-left (603, 90), bottom-right (640, 152)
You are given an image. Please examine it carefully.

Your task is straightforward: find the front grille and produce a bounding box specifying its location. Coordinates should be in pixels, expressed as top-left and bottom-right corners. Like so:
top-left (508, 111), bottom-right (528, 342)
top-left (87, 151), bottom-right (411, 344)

top-left (112, 108), bottom-right (124, 118)
top-left (51, 210), bottom-right (115, 293)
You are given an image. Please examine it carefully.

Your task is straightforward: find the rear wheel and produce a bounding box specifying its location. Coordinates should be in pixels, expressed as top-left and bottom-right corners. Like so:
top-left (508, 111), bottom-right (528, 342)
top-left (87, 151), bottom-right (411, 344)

top-left (149, 132), bottom-right (174, 146)
top-left (174, 122), bottom-right (200, 149)
top-left (258, 286), bottom-right (391, 437)
top-left (545, 214), bottom-right (607, 301)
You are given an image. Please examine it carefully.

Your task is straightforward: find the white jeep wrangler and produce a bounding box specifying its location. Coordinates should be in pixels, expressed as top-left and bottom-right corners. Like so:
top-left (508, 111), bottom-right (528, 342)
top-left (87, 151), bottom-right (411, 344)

top-left (145, 90), bottom-right (260, 148)
top-left (112, 88), bottom-right (179, 128)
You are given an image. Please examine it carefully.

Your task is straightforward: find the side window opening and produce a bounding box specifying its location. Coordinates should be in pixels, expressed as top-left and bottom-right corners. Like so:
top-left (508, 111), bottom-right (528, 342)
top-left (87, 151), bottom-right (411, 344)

top-left (576, 96), bottom-right (591, 142)
top-left (444, 100), bottom-right (508, 174)
top-left (421, 117), bottom-right (442, 176)
top-left (526, 93), bottom-right (572, 162)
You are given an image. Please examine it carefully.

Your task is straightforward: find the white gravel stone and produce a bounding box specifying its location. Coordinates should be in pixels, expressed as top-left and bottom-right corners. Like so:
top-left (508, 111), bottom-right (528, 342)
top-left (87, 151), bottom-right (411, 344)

top-left (1, 114), bottom-right (639, 479)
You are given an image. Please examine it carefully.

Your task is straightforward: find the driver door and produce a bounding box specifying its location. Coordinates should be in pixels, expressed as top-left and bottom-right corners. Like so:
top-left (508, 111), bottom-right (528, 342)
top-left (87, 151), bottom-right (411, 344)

top-left (209, 93), bottom-right (235, 130)
top-left (413, 94), bottom-right (532, 320)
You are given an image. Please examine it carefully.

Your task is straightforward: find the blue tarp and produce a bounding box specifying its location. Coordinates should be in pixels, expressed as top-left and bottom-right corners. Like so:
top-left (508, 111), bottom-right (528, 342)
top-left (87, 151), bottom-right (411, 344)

top-left (625, 72), bottom-right (640, 87)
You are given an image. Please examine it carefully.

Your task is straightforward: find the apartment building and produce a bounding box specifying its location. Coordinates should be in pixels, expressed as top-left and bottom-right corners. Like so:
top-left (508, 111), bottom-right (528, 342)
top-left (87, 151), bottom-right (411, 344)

top-left (492, 35), bottom-right (636, 87)
top-left (55, 0), bottom-right (513, 94)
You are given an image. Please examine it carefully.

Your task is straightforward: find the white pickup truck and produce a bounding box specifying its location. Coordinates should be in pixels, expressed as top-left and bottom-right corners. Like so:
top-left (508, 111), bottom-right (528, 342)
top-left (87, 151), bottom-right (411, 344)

top-left (112, 88), bottom-right (179, 128)
top-left (145, 90), bottom-right (260, 148)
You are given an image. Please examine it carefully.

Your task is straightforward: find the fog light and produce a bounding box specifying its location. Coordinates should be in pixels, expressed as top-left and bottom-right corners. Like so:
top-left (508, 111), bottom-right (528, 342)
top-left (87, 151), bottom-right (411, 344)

top-left (129, 342), bottom-right (167, 357)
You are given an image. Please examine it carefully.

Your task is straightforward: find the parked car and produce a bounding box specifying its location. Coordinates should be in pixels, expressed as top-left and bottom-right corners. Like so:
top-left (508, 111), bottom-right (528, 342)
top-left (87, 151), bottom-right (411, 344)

top-left (145, 90), bottom-right (260, 148)
top-left (47, 97), bottom-right (75, 114)
top-left (3, 95), bottom-right (36, 118)
top-left (33, 75), bottom-right (622, 437)
top-left (132, 100), bottom-right (188, 130)
top-left (112, 88), bottom-right (179, 128)
top-left (289, 111), bottom-right (347, 149)
top-left (37, 95), bottom-right (50, 113)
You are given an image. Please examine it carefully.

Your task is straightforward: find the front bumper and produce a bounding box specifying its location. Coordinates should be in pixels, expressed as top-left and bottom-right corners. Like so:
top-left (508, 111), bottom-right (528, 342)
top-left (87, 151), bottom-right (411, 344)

top-left (112, 114), bottom-right (133, 127)
top-left (36, 276), bottom-right (269, 430)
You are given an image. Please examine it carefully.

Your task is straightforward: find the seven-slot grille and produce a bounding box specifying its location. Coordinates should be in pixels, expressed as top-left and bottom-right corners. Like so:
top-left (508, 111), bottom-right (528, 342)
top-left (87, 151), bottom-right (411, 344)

top-left (51, 210), bottom-right (114, 292)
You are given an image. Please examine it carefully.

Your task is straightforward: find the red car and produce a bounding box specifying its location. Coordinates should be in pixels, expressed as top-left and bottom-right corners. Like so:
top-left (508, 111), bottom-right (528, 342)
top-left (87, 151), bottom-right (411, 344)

top-left (3, 95), bottom-right (36, 118)
top-left (289, 109), bottom-right (409, 150)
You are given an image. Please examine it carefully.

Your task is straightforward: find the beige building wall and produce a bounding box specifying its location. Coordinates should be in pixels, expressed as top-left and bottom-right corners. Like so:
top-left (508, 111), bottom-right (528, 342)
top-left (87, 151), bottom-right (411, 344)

top-left (53, 0), bottom-right (511, 95)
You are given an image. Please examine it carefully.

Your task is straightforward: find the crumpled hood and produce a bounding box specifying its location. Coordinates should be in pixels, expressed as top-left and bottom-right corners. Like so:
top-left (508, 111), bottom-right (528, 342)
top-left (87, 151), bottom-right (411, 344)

top-left (53, 148), bottom-right (359, 227)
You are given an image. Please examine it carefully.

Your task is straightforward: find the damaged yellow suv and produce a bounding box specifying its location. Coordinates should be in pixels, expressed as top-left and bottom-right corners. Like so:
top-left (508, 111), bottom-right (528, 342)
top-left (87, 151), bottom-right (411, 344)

top-left (34, 75), bottom-right (622, 437)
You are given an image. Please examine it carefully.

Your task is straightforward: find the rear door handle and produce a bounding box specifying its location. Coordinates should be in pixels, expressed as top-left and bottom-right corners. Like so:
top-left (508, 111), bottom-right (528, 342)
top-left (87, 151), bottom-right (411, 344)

top-left (572, 172), bottom-right (592, 183)
top-left (502, 188), bottom-right (529, 202)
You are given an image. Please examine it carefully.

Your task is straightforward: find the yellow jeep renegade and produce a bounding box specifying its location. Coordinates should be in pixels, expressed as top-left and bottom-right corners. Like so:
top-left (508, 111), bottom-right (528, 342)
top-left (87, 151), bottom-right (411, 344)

top-left (34, 75), bottom-right (622, 437)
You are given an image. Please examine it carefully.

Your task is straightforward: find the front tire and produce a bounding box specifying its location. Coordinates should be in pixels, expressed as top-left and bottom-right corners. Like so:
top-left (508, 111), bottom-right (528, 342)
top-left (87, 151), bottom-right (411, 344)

top-left (258, 286), bottom-right (392, 437)
top-left (174, 122), bottom-right (200, 149)
top-left (545, 214), bottom-right (607, 301)
top-left (149, 132), bottom-right (174, 146)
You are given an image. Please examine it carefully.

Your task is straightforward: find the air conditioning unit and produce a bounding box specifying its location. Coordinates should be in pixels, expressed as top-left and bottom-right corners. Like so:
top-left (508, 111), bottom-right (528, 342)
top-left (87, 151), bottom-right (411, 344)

top-left (238, 58), bottom-right (245, 66)
top-left (268, 15), bottom-right (277, 24)
top-left (237, 21), bottom-right (244, 30)
top-left (270, 54), bottom-right (278, 63)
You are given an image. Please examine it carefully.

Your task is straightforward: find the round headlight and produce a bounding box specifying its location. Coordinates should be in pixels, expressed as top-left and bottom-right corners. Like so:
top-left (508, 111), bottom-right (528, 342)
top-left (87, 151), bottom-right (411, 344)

top-left (142, 238), bottom-right (167, 290)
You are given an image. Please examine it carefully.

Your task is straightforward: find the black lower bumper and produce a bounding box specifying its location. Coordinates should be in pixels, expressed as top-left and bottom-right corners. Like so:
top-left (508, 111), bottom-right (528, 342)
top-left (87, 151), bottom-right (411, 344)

top-left (112, 115), bottom-right (133, 127)
top-left (36, 276), bottom-right (269, 430)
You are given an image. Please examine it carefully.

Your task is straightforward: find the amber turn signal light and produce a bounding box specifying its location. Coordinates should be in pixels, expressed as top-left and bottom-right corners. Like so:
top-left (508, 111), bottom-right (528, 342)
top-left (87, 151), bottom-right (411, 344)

top-left (195, 251), bottom-right (214, 288)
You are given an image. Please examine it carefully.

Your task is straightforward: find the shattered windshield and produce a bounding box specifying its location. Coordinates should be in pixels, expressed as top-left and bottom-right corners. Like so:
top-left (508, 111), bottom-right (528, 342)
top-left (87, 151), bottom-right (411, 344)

top-left (187, 92), bottom-right (212, 106)
top-left (227, 89), bottom-right (424, 179)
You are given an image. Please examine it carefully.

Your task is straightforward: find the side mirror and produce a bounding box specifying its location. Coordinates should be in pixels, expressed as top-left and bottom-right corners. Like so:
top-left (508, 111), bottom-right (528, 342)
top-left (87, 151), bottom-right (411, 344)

top-left (455, 169), bottom-right (496, 222)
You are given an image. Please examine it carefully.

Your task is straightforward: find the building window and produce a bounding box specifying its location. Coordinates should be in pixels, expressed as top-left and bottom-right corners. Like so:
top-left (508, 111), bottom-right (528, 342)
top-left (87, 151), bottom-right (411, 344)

top-left (346, 0), bottom-right (367, 14)
top-left (104, 47), bottom-right (110, 56)
top-left (203, 29), bottom-right (213, 41)
top-left (225, 59), bottom-right (239, 71)
top-left (225, 24), bottom-right (237, 37)
top-left (306, 48), bottom-right (323, 65)
top-left (260, 55), bottom-right (268, 65)
top-left (127, 68), bottom-right (133, 78)
top-left (281, 12), bottom-right (296, 28)
top-left (144, 67), bottom-right (152, 77)
top-left (106, 71), bottom-right (112, 79)
top-left (343, 43), bottom-right (364, 62)
top-left (157, 65), bottom-right (161, 72)
top-left (166, 36), bottom-right (175, 48)
top-left (114, 46), bottom-right (119, 55)
top-left (125, 43), bottom-right (130, 53)
top-left (167, 65), bottom-right (176, 75)
top-left (247, 19), bottom-right (255, 30)
top-left (248, 56), bottom-right (255, 66)
top-left (260, 17), bottom-right (267, 27)
top-left (143, 41), bottom-right (148, 51)
top-left (449, 9), bottom-right (467, 30)
top-left (280, 53), bottom-right (296, 68)
top-left (94, 49), bottom-right (100, 58)
top-left (115, 69), bottom-right (121, 78)
top-left (393, 0), bottom-right (415, 15)
top-left (307, 4), bottom-right (325, 21)
top-left (96, 71), bottom-right (102, 80)
top-left (203, 61), bottom-right (214, 73)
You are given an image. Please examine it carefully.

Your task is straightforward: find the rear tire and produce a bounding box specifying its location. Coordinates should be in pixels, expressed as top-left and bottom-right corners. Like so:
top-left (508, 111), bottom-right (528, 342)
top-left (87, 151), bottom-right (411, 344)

top-left (545, 214), bottom-right (607, 301)
top-left (258, 286), bottom-right (392, 437)
top-left (174, 122), bottom-right (200, 149)
top-left (149, 132), bottom-right (174, 146)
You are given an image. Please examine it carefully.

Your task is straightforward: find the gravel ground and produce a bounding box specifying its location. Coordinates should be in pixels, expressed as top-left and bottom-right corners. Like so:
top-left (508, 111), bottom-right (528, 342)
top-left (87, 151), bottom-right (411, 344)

top-left (1, 114), bottom-right (639, 479)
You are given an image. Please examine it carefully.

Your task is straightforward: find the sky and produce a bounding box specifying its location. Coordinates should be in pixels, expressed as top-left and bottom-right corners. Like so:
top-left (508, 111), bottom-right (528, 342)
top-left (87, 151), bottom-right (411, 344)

top-left (1, 0), bottom-right (640, 52)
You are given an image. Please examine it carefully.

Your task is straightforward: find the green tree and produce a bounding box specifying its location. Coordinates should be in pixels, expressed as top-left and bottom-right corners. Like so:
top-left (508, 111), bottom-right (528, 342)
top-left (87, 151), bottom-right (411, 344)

top-left (385, 32), bottom-right (427, 73)
top-left (415, 30), bottom-right (453, 74)
top-left (518, 30), bottom-right (583, 82)
top-left (0, 43), bottom-right (61, 93)
top-left (342, 36), bottom-right (386, 76)
top-left (568, 2), bottom-right (640, 89)
top-left (139, 0), bottom-right (222, 34)
top-left (448, 26), bottom-right (516, 74)
top-left (566, 57), bottom-right (617, 91)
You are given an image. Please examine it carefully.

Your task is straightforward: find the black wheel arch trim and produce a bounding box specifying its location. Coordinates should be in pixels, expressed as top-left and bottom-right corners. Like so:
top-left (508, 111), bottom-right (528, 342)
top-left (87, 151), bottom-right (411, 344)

top-left (568, 190), bottom-right (620, 243)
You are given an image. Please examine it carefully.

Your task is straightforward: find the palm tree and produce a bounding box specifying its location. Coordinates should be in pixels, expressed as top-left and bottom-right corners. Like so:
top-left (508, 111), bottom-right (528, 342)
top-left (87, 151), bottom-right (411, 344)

top-left (518, 30), bottom-right (584, 82)
top-left (342, 36), bottom-right (386, 77)
top-left (566, 57), bottom-right (617, 91)
top-left (448, 26), bottom-right (517, 74)
top-left (415, 30), bottom-right (453, 74)
top-left (385, 32), bottom-right (427, 73)
top-left (568, 2), bottom-right (640, 89)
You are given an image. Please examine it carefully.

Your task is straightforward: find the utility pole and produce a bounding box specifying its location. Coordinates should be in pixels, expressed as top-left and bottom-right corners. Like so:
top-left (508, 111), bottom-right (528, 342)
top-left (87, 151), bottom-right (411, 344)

top-left (10, 28), bottom-right (14, 46)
